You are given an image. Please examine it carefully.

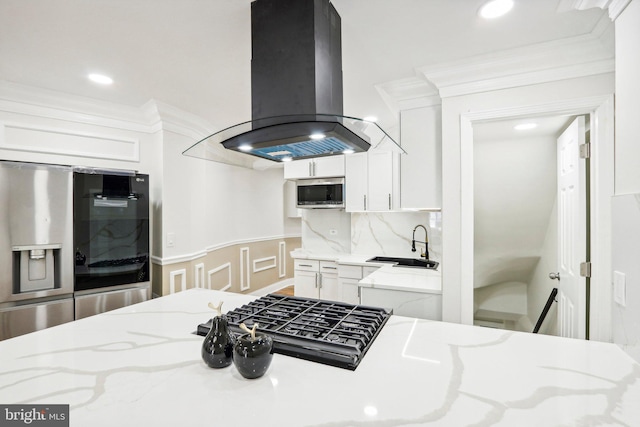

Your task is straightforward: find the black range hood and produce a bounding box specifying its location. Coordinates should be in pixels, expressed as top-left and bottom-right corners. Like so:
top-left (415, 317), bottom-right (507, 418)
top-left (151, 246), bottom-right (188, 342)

top-left (183, 0), bottom-right (401, 164)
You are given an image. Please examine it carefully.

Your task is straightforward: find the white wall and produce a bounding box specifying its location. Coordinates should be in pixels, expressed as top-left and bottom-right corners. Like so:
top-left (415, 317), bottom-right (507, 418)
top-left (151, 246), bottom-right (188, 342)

top-left (473, 135), bottom-right (556, 289)
top-left (611, 194), bottom-right (640, 362)
top-left (441, 72), bottom-right (615, 324)
top-left (611, 0), bottom-right (640, 362)
top-left (614, 0), bottom-right (640, 195)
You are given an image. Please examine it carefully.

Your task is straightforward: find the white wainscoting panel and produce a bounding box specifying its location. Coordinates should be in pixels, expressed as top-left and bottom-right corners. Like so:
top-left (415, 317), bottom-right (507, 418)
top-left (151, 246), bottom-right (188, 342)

top-left (279, 241), bottom-right (286, 278)
top-left (240, 247), bottom-right (250, 291)
top-left (208, 263), bottom-right (231, 292)
top-left (169, 269), bottom-right (187, 294)
top-left (194, 263), bottom-right (205, 288)
top-left (253, 256), bottom-right (276, 273)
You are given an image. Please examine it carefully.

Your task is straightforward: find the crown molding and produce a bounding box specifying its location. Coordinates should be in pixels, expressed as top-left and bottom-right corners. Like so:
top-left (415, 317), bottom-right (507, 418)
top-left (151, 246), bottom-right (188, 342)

top-left (608, 0), bottom-right (632, 19)
top-left (375, 13), bottom-right (615, 110)
top-left (0, 80), bottom-right (153, 133)
top-left (557, 0), bottom-right (632, 19)
top-left (418, 30), bottom-right (614, 99)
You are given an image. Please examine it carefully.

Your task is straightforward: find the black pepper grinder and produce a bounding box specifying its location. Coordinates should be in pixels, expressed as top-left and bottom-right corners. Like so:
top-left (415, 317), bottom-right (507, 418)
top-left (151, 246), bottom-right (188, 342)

top-left (201, 301), bottom-right (235, 369)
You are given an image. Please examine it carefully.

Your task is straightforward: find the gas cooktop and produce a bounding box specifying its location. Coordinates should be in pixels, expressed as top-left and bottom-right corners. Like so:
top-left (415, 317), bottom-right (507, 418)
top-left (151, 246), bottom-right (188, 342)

top-left (197, 294), bottom-right (391, 370)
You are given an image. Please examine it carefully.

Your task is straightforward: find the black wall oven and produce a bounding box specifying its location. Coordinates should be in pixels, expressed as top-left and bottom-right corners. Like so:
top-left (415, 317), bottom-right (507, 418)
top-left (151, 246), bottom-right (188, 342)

top-left (73, 169), bottom-right (150, 318)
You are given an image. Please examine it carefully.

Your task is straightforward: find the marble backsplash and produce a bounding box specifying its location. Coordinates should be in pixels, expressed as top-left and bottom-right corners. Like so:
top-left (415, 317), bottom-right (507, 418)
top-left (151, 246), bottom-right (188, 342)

top-left (301, 209), bottom-right (442, 262)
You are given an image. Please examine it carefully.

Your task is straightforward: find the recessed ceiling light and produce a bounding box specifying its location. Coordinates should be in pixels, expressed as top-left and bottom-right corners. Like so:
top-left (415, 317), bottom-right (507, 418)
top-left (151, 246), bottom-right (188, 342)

top-left (479, 0), bottom-right (514, 19)
top-left (88, 73), bottom-right (113, 85)
top-left (309, 133), bottom-right (326, 140)
top-left (363, 116), bottom-right (378, 123)
top-left (238, 144), bottom-right (253, 152)
top-left (514, 123), bottom-right (538, 131)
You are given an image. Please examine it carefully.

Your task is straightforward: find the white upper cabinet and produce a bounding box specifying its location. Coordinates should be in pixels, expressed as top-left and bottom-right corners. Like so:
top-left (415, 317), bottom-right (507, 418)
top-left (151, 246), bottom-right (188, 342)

top-left (345, 150), bottom-right (399, 212)
top-left (400, 106), bottom-right (442, 210)
top-left (283, 156), bottom-right (345, 180)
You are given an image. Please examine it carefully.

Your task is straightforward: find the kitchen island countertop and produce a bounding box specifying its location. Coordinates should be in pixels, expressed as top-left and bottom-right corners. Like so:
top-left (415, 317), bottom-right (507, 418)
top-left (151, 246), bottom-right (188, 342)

top-left (0, 288), bottom-right (638, 426)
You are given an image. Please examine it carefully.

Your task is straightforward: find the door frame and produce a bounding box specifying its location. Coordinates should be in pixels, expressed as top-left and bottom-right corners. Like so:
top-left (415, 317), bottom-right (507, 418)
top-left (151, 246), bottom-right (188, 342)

top-left (459, 94), bottom-right (614, 341)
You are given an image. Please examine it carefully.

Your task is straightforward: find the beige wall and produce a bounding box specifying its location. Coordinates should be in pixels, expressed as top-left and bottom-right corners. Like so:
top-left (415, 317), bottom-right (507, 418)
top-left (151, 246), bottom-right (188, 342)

top-left (153, 236), bottom-right (300, 297)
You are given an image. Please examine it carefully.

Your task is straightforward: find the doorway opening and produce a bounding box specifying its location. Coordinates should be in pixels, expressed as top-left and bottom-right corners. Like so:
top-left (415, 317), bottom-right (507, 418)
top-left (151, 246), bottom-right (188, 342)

top-left (459, 95), bottom-right (614, 341)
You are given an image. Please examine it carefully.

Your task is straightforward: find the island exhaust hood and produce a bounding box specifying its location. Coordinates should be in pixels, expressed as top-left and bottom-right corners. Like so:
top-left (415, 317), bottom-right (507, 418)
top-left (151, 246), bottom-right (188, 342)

top-left (183, 0), bottom-right (402, 165)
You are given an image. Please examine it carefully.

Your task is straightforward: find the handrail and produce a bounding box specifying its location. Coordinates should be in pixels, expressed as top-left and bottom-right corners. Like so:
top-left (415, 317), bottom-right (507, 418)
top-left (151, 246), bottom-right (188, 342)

top-left (532, 288), bottom-right (558, 334)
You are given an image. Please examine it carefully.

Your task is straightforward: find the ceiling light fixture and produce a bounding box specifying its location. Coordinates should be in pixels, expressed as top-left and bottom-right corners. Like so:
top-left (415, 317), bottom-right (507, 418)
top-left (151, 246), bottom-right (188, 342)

top-left (479, 0), bottom-right (514, 19)
top-left (88, 73), bottom-right (113, 85)
top-left (514, 123), bottom-right (538, 131)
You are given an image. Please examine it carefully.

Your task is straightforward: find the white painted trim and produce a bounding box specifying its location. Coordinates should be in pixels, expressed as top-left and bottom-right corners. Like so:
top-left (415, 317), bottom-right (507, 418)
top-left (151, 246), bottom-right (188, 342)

top-left (249, 278), bottom-right (294, 296)
top-left (608, 0), bottom-right (632, 19)
top-left (588, 95), bottom-right (615, 342)
top-left (194, 263), bottom-right (205, 289)
top-left (150, 234), bottom-right (301, 266)
top-left (0, 121), bottom-right (140, 162)
top-left (279, 241), bottom-right (286, 278)
top-left (253, 256), bottom-right (276, 273)
top-left (459, 94), bottom-right (614, 339)
top-left (0, 80), bottom-right (152, 133)
top-left (436, 60), bottom-right (614, 99)
top-left (240, 247), bottom-right (250, 291)
top-left (208, 262), bottom-right (232, 292)
top-left (169, 269), bottom-right (187, 294)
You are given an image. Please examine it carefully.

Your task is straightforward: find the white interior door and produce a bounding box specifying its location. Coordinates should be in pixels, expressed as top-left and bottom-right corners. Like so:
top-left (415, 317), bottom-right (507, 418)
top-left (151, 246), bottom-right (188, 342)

top-left (557, 116), bottom-right (587, 339)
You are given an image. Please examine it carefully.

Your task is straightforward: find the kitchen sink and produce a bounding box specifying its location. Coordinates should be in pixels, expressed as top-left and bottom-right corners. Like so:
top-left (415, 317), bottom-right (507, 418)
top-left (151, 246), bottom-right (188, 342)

top-left (366, 256), bottom-right (439, 270)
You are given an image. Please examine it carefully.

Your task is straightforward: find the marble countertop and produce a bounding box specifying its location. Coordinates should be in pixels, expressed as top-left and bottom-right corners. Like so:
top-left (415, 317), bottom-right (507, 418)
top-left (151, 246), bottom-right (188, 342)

top-left (0, 289), bottom-right (638, 426)
top-left (291, 250), bottom-right (442, 293)
top-left (359, 265), bottom-right (442, 294)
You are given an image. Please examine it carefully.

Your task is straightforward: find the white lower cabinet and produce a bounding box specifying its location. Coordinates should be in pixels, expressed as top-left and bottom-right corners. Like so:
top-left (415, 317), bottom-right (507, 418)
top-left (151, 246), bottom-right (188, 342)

top-left (294, 259), bottom-right (339, 301)
top-left (338, 264), bottom-right (379, 305)
top-left (359, 287), bottom-right (442, 320)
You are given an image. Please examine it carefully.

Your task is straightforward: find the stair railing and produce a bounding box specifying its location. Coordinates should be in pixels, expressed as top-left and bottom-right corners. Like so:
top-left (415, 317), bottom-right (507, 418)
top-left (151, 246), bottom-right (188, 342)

top-left (532, 288), bottom-right (558, 334)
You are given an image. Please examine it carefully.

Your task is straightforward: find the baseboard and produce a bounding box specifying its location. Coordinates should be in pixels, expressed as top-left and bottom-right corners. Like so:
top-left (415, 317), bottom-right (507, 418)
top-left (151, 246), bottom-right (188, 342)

top-left (249, 278), bottom-right (294, 296)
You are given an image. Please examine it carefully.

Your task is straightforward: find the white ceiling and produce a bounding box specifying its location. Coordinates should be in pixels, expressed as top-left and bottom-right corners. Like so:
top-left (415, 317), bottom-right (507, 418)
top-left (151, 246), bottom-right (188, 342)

top-left (0, 0), bottom-right (607, 134)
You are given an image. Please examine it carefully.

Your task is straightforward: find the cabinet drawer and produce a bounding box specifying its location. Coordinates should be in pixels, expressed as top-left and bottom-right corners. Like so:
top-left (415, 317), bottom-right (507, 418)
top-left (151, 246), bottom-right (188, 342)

top-left (294, 259), bottom-right (320, 272)
top-left (338, 265), bottom-right (363, 279)
top-left (319, 261), bottom-right (338, 275)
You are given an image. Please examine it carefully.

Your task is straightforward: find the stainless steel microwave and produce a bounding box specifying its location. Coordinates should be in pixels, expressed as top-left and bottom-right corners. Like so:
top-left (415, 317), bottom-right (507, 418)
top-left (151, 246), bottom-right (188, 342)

top-left (296, 177), bottom-right (345, 209)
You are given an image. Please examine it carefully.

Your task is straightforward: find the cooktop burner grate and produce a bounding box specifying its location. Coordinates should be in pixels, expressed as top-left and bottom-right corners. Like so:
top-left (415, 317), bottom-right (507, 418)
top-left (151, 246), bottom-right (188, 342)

top-left (197, 294), bottom-right (391, 370)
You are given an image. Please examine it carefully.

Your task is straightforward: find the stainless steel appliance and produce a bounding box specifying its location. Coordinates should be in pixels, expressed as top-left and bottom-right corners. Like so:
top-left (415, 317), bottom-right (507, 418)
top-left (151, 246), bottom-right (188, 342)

top-left (73, 169), bottom-right (150, 319)
top-left (197, 294), bottom-right (391, 370)
top-left (296, 177), bottom-right (345, 209)
top-left (0, 161), bottom-right (75, 341)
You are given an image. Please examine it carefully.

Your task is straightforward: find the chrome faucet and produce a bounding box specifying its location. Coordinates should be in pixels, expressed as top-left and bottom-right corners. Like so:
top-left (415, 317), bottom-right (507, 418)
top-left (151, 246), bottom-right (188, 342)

top-left (412, 225), bottom-right (429, 259)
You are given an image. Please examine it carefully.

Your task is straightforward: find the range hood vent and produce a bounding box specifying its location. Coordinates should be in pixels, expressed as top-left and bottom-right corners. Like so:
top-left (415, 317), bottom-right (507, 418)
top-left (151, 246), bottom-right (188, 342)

top-left (183, 0), bottom-right (402, 166)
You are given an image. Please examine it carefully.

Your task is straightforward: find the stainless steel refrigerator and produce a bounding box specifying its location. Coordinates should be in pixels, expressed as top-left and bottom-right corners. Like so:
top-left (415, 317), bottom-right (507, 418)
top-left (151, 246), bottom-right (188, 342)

top-left (0, 161), bottom-right (75, 340)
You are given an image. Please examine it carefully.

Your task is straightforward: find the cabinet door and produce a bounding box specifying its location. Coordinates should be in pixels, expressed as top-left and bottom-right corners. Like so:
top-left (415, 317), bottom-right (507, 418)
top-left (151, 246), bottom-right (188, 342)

top-left (294, 270), bottom-right (318, 299)
top-left (314, 156), bottom-right (345, 178)
top-left (400, 106), bottom-right (442, 209)
top-left (284, 156), bottom-right (345, 180)
top-left (367, 150), bottom-right (394, 211)
top-left (345, 152), bottom-right (368, 212)
top-left (319, 272), bottom-right (340, 302)
top-left (340, 278), bottom-right (361, 305)
top-left (284, 159), bottom-right (313, 180)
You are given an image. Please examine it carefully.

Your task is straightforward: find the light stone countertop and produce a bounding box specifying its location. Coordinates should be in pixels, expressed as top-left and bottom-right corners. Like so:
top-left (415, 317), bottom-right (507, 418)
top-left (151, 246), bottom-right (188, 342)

top-left (291, 250), bottom-right (442, 294)
top-left (0, 288), bottom-right (638, 426)
top-left (358, 265), bottom-right (442, 294)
